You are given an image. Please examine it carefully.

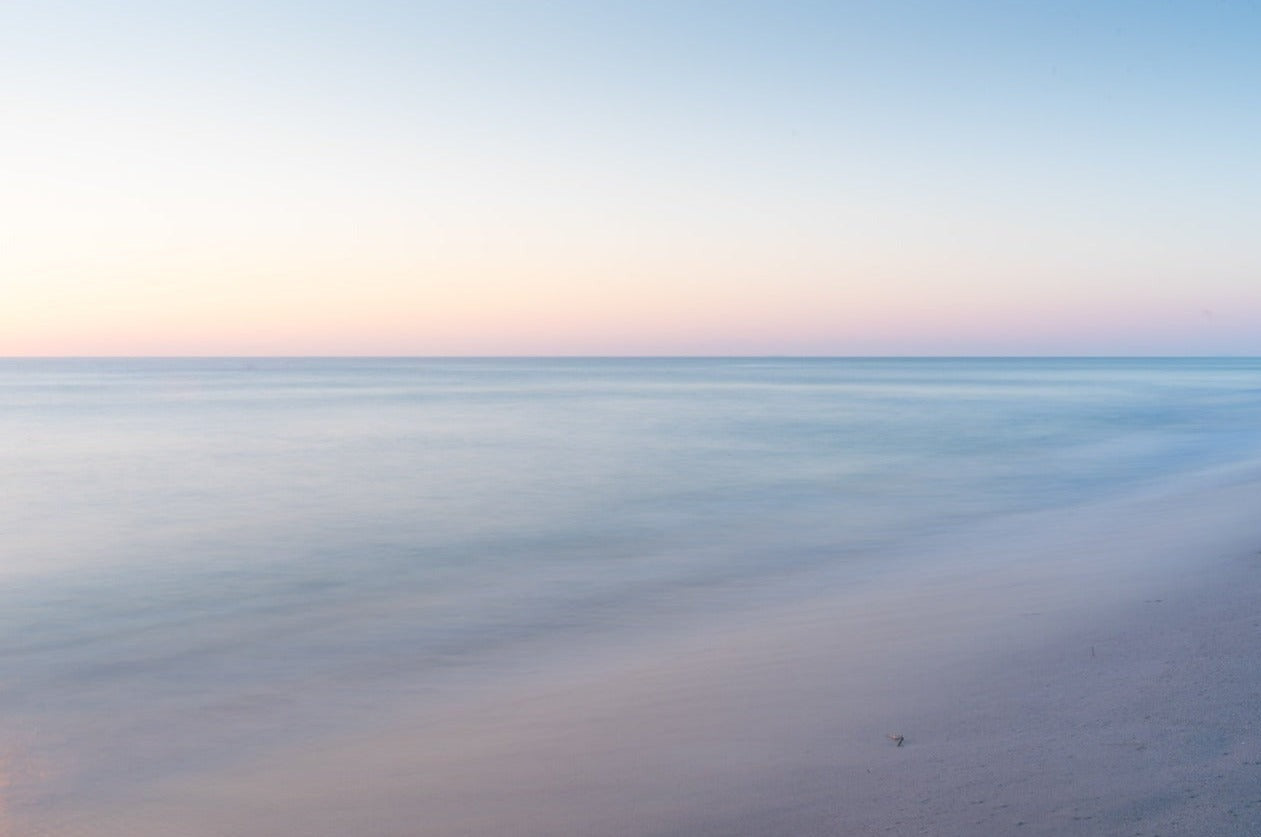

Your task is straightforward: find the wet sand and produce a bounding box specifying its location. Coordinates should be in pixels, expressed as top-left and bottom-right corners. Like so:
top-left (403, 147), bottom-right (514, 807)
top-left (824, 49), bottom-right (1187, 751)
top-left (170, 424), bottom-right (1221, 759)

top-left (16, 467), bottom-right (1261, 836)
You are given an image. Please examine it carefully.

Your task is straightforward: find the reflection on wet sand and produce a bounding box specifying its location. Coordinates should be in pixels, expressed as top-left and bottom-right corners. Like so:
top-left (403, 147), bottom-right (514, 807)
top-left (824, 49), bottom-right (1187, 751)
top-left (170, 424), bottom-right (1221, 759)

top-left (0, 748), bottom-right (12, 837)
top-left (0, 741), bottom-right (57, 837)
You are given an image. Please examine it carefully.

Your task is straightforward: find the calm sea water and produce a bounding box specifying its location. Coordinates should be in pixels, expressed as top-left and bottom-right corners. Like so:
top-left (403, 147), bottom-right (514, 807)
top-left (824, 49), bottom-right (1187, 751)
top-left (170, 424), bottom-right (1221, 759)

top-left (3, 357), bottom-right (1261, 822)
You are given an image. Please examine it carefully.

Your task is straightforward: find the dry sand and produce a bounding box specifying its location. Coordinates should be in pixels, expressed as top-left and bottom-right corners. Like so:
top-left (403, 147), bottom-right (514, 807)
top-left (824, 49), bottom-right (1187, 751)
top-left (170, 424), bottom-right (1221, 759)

top-left (18, 467), bottom-right (1261, 836)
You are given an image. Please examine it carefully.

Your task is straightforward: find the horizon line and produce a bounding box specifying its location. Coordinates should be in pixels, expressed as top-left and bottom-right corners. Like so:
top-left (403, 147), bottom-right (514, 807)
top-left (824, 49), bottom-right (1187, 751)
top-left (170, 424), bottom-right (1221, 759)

top-left (3, 354), bottom-right (1259, 361)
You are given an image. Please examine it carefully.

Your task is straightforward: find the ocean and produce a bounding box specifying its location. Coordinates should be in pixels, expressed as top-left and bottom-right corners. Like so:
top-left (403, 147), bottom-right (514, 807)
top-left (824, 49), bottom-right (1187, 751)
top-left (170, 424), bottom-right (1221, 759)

top-left (3, 357), bottom-right (1261, 834)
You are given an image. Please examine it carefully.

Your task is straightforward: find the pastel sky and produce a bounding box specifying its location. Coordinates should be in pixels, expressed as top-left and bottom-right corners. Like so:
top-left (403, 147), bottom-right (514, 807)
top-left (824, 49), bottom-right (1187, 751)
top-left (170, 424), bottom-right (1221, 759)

top-left (4, 1), bottom-right (1259, 355)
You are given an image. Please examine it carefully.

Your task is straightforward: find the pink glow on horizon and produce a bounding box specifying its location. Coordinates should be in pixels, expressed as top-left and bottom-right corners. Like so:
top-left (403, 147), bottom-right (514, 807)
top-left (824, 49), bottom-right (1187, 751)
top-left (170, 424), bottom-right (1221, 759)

top-left (4, 288), bottom-right (1254, 357)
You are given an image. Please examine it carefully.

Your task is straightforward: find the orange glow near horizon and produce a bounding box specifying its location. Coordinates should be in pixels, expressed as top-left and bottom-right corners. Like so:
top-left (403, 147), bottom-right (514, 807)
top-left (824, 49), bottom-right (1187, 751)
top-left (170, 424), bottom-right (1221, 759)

top-left (4, 275), bottom-right (1249, 357)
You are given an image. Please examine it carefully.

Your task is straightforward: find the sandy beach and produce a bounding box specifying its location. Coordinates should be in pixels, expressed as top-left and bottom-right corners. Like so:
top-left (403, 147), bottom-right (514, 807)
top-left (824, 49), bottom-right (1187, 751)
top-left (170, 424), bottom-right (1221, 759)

top-left (25, 463), bottom-right (1261, 837)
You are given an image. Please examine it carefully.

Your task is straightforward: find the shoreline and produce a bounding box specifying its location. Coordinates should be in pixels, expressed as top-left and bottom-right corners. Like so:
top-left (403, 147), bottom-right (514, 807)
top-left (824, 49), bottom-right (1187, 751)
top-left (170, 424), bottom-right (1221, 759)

top-left (17, 464), bottom-right (1261, 836)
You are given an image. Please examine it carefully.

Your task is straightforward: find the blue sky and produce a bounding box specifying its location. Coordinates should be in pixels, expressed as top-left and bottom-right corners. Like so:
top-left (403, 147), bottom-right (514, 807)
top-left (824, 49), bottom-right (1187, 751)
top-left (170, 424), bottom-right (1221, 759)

top-left (4, 1), bottom-right (1259, 354)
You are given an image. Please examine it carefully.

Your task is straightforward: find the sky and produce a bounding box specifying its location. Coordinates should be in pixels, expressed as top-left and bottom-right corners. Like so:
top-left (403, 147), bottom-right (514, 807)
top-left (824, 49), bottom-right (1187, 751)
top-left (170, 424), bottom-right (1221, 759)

top-left (3, 0), bottom-right (1259, 356)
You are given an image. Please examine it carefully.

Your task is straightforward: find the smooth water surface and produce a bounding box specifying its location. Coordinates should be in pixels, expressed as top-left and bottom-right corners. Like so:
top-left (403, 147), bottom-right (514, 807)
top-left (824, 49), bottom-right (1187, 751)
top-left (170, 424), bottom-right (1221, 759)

top-left (3, 357), bottom-right (1260, 825)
